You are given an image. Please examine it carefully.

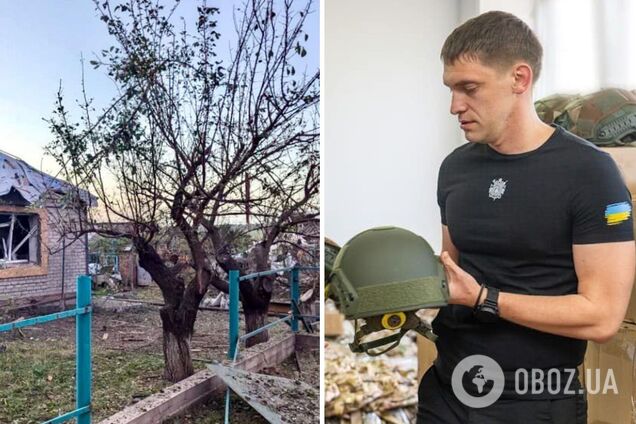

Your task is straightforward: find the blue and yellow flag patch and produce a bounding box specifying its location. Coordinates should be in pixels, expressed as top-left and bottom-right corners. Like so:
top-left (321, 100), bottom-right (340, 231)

top-left (605, 202), bottom-right (632, 225)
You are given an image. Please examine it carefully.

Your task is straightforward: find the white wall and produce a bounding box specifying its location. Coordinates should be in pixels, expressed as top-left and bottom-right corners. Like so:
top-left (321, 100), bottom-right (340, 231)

top-left (534, 0), bottom-right (636, 98)
top-left (324, 0), bottom-right (636, 251)
top-left (479, 0), bottom-right (535, 25)
top-left (324, 0), bottom-right (461, 251)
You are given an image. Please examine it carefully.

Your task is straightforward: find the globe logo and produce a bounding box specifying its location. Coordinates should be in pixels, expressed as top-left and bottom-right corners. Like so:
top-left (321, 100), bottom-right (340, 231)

top-left (451, 355), bottom-right (505, 408)
top-left (464, 365), bottom-right (495, 395)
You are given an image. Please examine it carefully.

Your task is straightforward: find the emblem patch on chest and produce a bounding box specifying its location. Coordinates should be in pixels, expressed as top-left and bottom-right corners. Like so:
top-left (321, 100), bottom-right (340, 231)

top-left (488, 178), bottom-right (507, 201)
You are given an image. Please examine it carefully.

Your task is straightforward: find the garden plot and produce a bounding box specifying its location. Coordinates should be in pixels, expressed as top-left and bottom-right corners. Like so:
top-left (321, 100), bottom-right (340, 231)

top-left (0, 285), bottom-right (310, 423)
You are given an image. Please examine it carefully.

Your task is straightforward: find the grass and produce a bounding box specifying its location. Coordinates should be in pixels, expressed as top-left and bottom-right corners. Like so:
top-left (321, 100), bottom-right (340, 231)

top-left (0, 288), bottom-right (303, 423)
top-left (0, 338), bottom-right (166, 423)
top-left (0, 337), bottom-right (277, 423)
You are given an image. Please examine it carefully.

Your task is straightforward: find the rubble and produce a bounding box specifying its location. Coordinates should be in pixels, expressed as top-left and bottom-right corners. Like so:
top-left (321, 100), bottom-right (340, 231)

top-left (201, 292), bottom-right (229, 309)
top-left (210, 363), bottom-right (319, 424)
top-left (324, 320), bottom-right (419, 422)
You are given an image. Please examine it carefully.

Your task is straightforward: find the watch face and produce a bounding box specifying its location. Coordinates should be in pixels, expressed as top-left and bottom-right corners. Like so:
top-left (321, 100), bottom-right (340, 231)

top-left (474, 306), bottom-right (498, 323)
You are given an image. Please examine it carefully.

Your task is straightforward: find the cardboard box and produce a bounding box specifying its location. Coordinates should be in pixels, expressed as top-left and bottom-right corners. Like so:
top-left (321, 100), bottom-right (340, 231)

top-left (416, 310), bottom-right (440, 381)
top-left (625, 294), bottom-right (636, 325)
top-left (416, 334), bottom-right (438, 382)
top-left (325, 309), bottom-right (344, 337)
top-left (603, 147), bottom-right (636, 193)
top-left (601, 148), bottom-right (636, 324)
top-left (584, 323), bottom-right (636, 424)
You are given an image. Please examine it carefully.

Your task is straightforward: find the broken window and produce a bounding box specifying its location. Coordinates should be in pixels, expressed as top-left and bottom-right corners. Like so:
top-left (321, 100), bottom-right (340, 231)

top-left (0, 213), bottom-right (40, 265)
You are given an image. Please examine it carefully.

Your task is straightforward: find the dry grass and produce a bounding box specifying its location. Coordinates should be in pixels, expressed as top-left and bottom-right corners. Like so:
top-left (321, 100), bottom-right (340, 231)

top-left (0, 338), bottom-right (166, 422)
top-left (0, 285), bottom-right (306, 423)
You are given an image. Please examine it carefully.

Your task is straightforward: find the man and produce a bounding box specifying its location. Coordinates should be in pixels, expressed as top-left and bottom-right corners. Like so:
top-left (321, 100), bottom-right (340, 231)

top-left (418, 11), bottom-right (635, 423)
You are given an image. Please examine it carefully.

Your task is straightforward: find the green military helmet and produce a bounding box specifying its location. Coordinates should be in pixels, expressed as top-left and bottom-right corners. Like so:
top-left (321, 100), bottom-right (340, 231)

top-left (550, 88), bottom-right (636, 146)
top-left (534, 93), bottom-right (580, 124)
top-left (330, 226), bottom-right (449, 355)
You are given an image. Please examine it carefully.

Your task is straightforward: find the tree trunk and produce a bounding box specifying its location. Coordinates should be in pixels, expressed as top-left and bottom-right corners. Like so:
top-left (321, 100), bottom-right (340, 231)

top-left (244, 307), bottom-right (269, 347)
top-left (160, 307), bottom-right (194, 382)
top-left (136, 243), bottom-right (202, 382)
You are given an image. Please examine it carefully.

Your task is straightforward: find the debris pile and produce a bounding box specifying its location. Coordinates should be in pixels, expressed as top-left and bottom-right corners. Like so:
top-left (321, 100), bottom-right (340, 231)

top-left (200, 291), bottom-right (229, 309)
top-left (210, 363), bottom-right (319, 424)
top-left (325, 331), bottom-right (418, 422)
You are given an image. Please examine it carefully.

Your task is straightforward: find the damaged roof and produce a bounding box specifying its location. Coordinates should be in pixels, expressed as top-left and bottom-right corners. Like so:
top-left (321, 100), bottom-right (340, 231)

top-left (0, 150), bottom-right (94, 205)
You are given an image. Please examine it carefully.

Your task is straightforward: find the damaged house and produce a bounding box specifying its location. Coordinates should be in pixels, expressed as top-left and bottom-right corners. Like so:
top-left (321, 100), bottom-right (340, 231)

top-left (0, 150), bottom-right (93, 306)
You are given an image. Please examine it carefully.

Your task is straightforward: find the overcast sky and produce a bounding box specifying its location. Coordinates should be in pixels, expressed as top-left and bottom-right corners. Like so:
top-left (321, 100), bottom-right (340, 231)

top-left (0, 0), bottom-right (319, 177)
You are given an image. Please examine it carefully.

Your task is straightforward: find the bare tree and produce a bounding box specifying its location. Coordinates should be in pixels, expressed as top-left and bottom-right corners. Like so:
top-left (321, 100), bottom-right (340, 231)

top-left (46, 0), bottom-right (318, 382)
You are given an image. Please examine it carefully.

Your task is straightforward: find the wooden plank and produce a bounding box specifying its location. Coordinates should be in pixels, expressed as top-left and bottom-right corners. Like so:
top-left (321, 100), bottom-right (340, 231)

top-left (295, 333), bottom-right (319, 350)
top-left (268, 301), bottom-right (291, 314)
top-left (11, 223), bottom-right (38, 258)
top-left (99, 334), bottom-right (297, 424)
top-left (3, 293), bottom-right (77, 311)
top-left (0, 207), bottom-right (48, 280)
top-left (7, 214), bottom-right (14, 261)
top-left (234, 334), bottom-right (295, 372)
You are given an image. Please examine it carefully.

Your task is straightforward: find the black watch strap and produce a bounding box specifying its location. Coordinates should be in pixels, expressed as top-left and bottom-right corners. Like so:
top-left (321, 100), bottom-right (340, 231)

top-left (474, 286), bottom-right (500, 322)
top-left (484, 286), bottom-right (499, 312)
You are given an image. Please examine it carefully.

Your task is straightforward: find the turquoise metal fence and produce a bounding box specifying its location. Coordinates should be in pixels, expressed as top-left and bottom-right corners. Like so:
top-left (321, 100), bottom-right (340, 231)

top-left (225, 265), bottom-right (318, 423)
top-left (0, 276), bottom-right (92, 424)
top-left (227, 265), bottom-right (318, 360)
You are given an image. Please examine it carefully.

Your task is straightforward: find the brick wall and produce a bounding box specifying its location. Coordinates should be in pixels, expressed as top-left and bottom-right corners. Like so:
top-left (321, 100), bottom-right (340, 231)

top-left (0, 205), bottom-right (87, 305)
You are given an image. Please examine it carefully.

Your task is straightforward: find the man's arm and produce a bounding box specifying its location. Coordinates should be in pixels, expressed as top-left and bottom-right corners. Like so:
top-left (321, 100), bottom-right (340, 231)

top-left (440, 225), bottom-right (636, 343)
top-left (442, 225), bottom-right (459, 263)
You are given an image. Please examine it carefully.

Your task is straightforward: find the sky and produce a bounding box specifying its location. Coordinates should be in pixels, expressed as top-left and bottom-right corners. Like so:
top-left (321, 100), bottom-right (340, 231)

top-left (0, 0), bottom-right (319, 178)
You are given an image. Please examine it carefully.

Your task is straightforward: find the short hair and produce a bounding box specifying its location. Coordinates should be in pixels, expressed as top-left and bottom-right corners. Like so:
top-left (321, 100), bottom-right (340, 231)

top-left (441, 11), bottom-right (543, 83)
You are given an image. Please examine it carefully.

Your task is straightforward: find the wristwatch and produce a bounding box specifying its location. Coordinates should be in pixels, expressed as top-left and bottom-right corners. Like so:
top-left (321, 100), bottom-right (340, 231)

top-left (474, 286), bottom-right (500, 323)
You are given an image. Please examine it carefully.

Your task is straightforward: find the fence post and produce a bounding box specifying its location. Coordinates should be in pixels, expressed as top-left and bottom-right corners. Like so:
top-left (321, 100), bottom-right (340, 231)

top-left (289, 267), bottom-right (299, 333)
top-left (76, 275), bottom-right (92, 424)
top-left (228, 270), bottom-right (240, 360)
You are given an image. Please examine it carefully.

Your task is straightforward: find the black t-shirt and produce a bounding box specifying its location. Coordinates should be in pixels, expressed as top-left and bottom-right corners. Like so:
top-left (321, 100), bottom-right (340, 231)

top-left (434, 125), bottom-right (634, 398)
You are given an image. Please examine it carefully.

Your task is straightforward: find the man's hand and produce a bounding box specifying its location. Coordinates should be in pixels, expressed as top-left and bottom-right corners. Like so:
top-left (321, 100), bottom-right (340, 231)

top-left (440, 251), bottom-right (483, 307)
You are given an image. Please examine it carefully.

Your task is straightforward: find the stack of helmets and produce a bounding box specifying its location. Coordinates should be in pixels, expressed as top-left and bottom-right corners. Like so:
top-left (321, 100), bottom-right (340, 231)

top-left (535, 88), bottom-right (636, 147)
top-left (535, 93), bottom-right (580, 124)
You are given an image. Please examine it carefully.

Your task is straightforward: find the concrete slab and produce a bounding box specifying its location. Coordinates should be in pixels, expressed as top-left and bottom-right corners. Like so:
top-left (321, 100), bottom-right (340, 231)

top-left (99, 334), bottom-right (296, 424)
top-left (210, 364), bottom-right (318, 424)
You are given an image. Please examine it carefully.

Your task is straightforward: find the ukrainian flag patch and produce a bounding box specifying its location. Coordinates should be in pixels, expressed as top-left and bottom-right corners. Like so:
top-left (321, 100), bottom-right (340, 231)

top-left (605, 202), bottom-right (632, 225)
